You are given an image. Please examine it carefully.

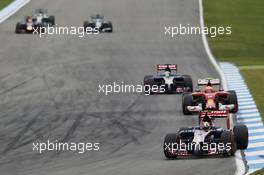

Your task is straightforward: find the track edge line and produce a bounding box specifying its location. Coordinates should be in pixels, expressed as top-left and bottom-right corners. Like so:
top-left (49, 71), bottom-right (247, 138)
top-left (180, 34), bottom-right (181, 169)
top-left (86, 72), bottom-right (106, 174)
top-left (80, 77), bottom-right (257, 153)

top-left (198, 0), bottom-right (246, 175)
top-left (0, 0), bottom-right (31, 24)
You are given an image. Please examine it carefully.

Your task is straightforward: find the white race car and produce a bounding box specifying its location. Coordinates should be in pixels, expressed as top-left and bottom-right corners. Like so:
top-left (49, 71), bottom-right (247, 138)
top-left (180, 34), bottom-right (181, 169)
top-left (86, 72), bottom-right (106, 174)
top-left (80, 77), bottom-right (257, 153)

top-left (144, 64), bottom-right (193, 94)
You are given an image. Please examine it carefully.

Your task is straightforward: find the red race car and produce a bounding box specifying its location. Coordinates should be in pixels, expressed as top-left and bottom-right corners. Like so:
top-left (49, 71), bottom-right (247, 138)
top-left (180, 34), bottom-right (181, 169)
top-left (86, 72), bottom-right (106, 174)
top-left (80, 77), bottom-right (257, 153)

top-left (182, 78), bottom-right (238, 115)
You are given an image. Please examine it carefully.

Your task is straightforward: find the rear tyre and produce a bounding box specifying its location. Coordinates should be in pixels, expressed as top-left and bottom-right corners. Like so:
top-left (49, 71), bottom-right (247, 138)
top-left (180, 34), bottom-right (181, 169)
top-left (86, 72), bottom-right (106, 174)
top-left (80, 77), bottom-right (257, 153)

top-left (227, 90), bottom-right (238, 113)
top-left (182, 93), bottom-right (193, 115)
top-left (233, 124), bottom-right (248, 149)
top-left (183, 75), bottom-right (193, 92)
top-left (143, 75), bottom-right (153, 95)
top-left (163, 133), bottom-right (178, 159)
top-left (83, 21), bottom-right (89, 29)
top-left (48, 15), bottom-right (55, 26)
top-left (15, 23), bottom-right (22, 33)
top-left (220, 131), bottom-right (236, 156)
top-left (108, 22), bottom-right (113, 33)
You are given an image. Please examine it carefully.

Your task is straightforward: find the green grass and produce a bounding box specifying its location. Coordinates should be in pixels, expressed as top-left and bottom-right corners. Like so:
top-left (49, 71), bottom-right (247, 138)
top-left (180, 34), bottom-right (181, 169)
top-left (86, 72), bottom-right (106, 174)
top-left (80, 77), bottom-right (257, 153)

top-left (239, 65), bottom-right (264, 70)
top-left (249, 169), bottom-right (264, 175)
top-left (0, 0), bottom-right (14, 10)
top-left (204, 0), bottom-right (264, 66)
top-left (241, 69), bottom-right (264, 117)
top-left (204, 0), bottom-right (264, 121)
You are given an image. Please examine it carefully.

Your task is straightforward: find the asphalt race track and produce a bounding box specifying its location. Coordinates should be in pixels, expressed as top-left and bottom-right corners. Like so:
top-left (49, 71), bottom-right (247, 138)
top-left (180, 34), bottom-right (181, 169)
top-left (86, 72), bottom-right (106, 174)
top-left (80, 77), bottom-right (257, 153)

top-left (0, 0), bottom-right (236, 174)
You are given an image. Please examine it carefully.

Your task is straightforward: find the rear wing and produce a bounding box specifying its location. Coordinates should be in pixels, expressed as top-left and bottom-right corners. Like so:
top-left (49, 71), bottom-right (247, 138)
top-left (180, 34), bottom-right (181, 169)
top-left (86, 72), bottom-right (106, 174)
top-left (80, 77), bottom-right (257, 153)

top-left (35, 9), bottom-right (48, 14)
top-left (157, 64), bottom-right (177, 74)
top-left (197, 78), bottom-right (221, 86)
top-left (200, 111), bottom-right (228, 118)
top-left (199, 110), bottom-right (231, 129)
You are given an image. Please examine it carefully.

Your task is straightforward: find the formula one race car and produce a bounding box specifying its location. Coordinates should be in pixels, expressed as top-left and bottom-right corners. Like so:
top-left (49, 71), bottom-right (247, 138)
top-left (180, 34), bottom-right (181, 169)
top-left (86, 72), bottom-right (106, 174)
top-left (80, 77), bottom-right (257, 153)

top-left (143, 64), bottom-right (193, 94)
top-left (182, 78), bottom-right (238, 115)
top-left (15, 9), bottom-right (55, 33)
top-left (163, 111), bottom-right (248, 158)
top-left (83, 14), bottom-right (113, 33)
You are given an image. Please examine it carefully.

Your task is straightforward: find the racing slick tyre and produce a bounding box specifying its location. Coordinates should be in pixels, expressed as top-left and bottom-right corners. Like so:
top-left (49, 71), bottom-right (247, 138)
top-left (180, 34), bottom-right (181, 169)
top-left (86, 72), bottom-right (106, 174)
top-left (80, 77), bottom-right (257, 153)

top-left (183, 75), bottom-right (193, 92)
top-left (227, 90), bottom-right (238, 113)
top-left (15, 23), bottom-right (23, 33)
top-left (48, 15), bottom-right (55, 26)
top-left (108, 22), bottom-right (113, 33)
top-left (163, 133), bottom-right (178, 159)
top-left (233, 124), bottom-right (248, 149)
top-left (220, 131), bottom-right (236, 156)
top-left (143, 75), bottom-right (153, 95)
top-left (182, 93), bottom-right (193, 115)
top-left (83, 21), bottom-right (89, 29)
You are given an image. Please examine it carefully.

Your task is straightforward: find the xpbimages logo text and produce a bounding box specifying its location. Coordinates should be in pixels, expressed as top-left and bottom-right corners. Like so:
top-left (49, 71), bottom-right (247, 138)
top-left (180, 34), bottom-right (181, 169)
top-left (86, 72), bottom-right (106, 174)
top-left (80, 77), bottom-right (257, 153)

top-left (98, 81), bottom-right (166, 95)
top-left (164, 141), bottom-right (232, 154)
top-left (32, 140), bottom-right (100, 154)
top-left (33, 25), bottom-right (100, 37)
top-left (164, 24), bottom-right (232, 38)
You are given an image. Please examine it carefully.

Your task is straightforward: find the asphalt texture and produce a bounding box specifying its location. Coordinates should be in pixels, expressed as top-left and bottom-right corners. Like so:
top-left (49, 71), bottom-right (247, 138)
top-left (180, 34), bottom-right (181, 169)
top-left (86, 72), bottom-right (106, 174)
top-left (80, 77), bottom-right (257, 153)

top-left (0, 0), bottom-right (236, 174)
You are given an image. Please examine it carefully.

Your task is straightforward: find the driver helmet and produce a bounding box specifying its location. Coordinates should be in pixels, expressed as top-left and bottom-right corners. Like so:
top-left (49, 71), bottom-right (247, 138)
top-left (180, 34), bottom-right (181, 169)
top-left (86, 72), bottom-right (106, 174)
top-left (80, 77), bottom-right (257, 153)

top-left (201, 114), bottom-right (212, 130)
top-left (26, 16), bottom-right (33, 22)
top-left (164, 67), bottom-right (171, 77)
top-left (204, 86), bottom-right (214, 93)
top-left (203, 122), bottom-right (211, 130)
top-left (164, 71), bottom-right (171, 77)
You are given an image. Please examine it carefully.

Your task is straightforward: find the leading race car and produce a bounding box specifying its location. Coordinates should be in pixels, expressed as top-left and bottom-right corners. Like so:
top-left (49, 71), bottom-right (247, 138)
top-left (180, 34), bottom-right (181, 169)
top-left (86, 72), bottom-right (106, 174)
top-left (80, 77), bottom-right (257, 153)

top-left (182, 78), bottom-right (238, 115)
top-left (15, 9), bottom-right (55, 34)
top-left (143, 64), bottom-right (193, 94)
top-left (163, 110), bottom-right (248, 158)
top-left (83, 14), bottom-right (113, 33)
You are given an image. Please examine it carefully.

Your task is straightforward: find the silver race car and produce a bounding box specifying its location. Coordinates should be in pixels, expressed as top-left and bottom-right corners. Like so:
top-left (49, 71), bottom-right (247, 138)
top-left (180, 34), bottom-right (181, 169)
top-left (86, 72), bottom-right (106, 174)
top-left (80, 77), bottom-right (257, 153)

top-left (144, 64), bottom-right (193, 94)
top-left (83, 14), bottom-right (113, 33)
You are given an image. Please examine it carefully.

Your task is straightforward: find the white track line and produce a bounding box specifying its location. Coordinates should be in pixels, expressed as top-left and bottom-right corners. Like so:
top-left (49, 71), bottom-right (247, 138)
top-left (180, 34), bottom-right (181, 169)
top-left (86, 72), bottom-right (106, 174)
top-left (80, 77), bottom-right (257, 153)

top-left (0, 0), bottom-right (31, 23)
top-left (198, 1), bottom-right (245, 175)
top-left (198, 0), bottom-right (228, 90)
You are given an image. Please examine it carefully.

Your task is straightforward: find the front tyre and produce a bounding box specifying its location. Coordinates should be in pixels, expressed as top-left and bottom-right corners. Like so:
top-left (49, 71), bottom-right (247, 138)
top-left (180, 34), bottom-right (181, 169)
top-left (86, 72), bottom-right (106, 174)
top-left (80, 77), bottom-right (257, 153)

top-left (228, 90), bottom-right (238, 113)
top-left (83, 21), bottom-right (89, 29)
top-left (182, 93), bottom-right (193, 115)
top-left (183, 75), bottom-right (193, 92)
top-left (143, 75), bottom-right (153, 95)
top-left (48, 15), bottom-right (55, 26)
top-left (108, 22), bottom-right (113, 33)
top-left (233, 124), bottom-right (248, 149)
top-left (220, 131), bottom-right (236, 156)
top-left (15, 23), bottom-right (23, 33)
top-left (163, 133), bottom-right (178, 159)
